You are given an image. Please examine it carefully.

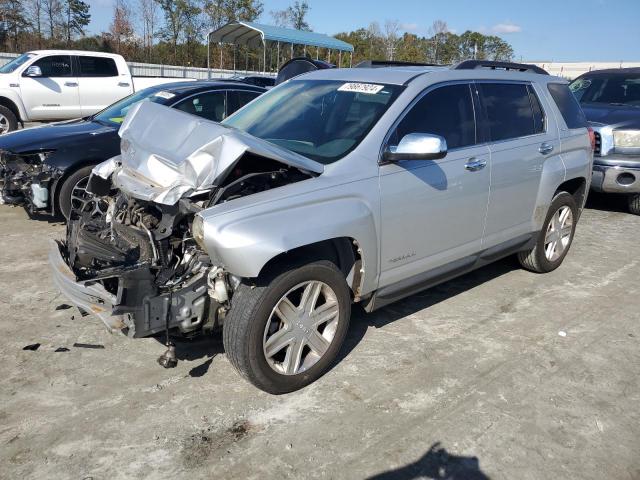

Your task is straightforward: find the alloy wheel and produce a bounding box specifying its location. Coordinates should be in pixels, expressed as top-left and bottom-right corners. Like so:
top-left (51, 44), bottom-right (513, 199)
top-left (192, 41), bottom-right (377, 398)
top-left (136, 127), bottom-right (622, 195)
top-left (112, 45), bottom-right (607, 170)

top-left (544, 205), bottom-right (573, 261)
top-left (263, 280), bottom-right (341, 375)
top-left (0, 113), bottom-right (9, 134)
top-left (70, 176), bottom-right (91, 212)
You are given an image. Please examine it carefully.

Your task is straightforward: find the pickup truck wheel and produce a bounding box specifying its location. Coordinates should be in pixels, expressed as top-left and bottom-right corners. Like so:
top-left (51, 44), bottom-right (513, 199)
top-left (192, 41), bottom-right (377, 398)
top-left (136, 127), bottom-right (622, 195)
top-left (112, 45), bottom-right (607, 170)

top-left (518, 192), bottom-right (578, 273)
top-left (628, 194), bottom-right (640, 215)
top-left (57, 166), bottom-right (95, 220)
top-left (0, 106), bottom-right (18, 134)
top-left (223, 261), bottom-right (351, 394)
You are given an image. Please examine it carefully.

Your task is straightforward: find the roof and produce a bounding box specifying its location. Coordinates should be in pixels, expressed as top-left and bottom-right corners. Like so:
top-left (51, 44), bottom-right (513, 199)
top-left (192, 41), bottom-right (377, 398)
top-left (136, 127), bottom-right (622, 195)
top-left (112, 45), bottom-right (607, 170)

top-left (27, 50), bottom-right (123, 58)
top-left (299, 66), bottom-right (446, 85)
top-left (150, 79), bottom-right (266, 94)
top-left (578, 67), bottom-right (640, 76)
top-left (210, 22), bottom-right (353, 52)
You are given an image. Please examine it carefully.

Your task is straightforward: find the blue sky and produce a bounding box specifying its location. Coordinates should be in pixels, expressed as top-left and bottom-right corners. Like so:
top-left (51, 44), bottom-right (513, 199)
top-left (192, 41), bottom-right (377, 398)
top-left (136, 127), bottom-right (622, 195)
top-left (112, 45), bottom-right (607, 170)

top-left (87, 0), bottom-right (640, 61)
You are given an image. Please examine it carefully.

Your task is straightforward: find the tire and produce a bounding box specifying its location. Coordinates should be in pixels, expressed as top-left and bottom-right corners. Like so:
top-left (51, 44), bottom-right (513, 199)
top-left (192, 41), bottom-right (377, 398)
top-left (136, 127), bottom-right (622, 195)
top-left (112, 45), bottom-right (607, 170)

top-left (0, 105), bottom-right (18, 134)
top-left (628, 194), bottom-right (640, 216)
top-left (223, 261), bottom-right (351, 394)
top-left (518, 192), bottom-right (578, 273)
top-left (57, 165), bottom-right (95, 220)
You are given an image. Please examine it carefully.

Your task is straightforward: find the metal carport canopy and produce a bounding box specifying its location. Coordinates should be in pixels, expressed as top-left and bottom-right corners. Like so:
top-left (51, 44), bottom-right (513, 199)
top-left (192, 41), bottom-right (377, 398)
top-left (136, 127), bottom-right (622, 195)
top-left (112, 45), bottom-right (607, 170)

top-left (210, 21), bottom-right (354, 52)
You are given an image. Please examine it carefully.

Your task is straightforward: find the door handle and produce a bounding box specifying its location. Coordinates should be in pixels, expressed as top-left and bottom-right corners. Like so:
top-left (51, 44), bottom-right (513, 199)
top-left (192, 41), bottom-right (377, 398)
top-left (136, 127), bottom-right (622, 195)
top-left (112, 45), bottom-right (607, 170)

top-left (539, 142), bottom-right (554, 155)
top-left (464, 158), bottom-right (487, 172)
top-left (118, 82), bottom-right (130, 87)
top-left (64, 81), bottom-right (78, 87)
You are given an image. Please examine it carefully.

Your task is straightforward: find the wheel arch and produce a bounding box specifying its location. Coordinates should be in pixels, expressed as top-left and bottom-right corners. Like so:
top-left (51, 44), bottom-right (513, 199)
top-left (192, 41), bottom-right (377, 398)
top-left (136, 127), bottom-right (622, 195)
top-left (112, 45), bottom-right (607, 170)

top-left (51, 159), bottom-right (101, 214)
top-left (0, 95), bottom-right (22, 124)
top-left (555, 176), bottom-right (587, 210)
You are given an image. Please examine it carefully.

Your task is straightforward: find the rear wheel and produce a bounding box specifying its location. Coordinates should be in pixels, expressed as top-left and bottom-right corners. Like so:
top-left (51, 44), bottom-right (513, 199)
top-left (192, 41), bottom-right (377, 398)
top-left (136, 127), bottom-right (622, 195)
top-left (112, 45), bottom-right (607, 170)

top-left (0, 106), bottom-right (18, 134)
top-left (518, 192), bottom-right (578, 273)
top-left (223, 261), bottom-right (351, 394)
top-left (628, 194), bottom-right (640, 215)
top-left (57, 165), bottom-right (95, 220)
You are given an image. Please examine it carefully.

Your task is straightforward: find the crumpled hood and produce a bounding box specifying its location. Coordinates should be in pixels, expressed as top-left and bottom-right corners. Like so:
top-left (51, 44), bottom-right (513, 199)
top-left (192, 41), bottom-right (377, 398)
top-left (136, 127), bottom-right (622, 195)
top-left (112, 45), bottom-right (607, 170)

top-left (93, 101), bottom-right (323, 205)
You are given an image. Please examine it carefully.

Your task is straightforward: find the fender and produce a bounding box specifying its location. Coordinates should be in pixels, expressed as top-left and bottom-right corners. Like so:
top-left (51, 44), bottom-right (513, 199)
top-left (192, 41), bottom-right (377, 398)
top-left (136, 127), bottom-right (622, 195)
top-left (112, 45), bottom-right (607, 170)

top-left (531, 154), bottom-right (566, 230)
top-left (0, 89), bottom-right (29, 122)
top-left (199, 187), bottom-right (380, 295)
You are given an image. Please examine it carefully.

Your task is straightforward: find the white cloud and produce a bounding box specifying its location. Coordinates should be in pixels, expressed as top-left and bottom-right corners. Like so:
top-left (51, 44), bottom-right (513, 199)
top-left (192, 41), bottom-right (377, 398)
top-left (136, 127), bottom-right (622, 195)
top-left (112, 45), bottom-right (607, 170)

top-left (491, 22), bottom-right (522, 34)
top-left (400, 23), bottom-right (419, 32)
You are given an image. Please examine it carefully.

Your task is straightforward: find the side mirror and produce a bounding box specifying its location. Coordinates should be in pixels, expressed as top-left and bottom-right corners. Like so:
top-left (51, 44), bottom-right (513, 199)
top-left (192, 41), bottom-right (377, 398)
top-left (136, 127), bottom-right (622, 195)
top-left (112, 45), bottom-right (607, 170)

top-left (383, 133), bottom-right (448, 162)
top-left (24, 65), bottom-right (43, 77)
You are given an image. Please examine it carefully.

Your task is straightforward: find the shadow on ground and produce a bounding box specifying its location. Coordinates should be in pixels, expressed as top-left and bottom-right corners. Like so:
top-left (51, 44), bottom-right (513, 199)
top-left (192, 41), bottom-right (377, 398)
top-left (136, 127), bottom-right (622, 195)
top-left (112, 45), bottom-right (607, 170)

top-left (367, 442), bottom-right (490, 479)
top-left (585, 191), bottom-right (630, 213)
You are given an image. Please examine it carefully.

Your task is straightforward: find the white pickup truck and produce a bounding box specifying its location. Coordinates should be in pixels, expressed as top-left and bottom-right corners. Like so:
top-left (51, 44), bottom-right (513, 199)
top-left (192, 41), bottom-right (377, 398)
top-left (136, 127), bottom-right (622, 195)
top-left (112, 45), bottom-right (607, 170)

top-left (0, 50), bottom-right (192, 133)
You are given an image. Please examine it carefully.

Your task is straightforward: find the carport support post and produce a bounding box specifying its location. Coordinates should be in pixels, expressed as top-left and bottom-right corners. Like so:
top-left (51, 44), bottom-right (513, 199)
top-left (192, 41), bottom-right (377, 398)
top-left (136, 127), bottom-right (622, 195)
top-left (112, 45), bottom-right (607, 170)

top-left (262, 39), bottom-right (266, 73)
top-left (350, 51), bottom-right (353, 67)
top-left (316, 47), bottom-right (319, 60)
top-left (277, 41), bottom-right (280, 69)
top-left (339, 50), bottom-right (342, 67)
top-left (290, 43), bottom-right (293, 59)
top-left (328, 49), bottom-right (331, 63)
top-left (206, 32), bottom-right (211, 79)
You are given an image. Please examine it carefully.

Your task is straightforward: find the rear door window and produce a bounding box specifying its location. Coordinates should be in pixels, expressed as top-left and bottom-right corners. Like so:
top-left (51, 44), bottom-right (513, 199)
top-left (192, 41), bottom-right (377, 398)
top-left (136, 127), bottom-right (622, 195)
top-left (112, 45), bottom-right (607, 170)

top-left (77, 56), bottom-right (118, 77)
top-left (227, 90), bottom-right (262, 116)
top-left (478, 83), bottom-right (538, 141)
top-left (28, 55), bottom-right (72, 77)
top-left (392, 83), bottom-right (476, 150)
top-left (174, 91), bottom-right (226, 122)
top-left (547, 83), bottom-right (588, 129)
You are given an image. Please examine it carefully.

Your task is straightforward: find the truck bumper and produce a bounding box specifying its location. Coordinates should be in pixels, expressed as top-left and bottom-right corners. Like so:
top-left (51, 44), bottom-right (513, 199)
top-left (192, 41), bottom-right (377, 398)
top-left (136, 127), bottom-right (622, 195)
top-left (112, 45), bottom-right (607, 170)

top-left (591, 163), bottom-right (640, 194)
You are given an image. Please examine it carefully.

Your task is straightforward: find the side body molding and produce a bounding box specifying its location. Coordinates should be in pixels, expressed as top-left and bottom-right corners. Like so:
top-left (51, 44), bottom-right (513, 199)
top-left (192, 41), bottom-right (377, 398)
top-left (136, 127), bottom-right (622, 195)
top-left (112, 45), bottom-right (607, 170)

top-left (199, 186), bottom-right (380, 295)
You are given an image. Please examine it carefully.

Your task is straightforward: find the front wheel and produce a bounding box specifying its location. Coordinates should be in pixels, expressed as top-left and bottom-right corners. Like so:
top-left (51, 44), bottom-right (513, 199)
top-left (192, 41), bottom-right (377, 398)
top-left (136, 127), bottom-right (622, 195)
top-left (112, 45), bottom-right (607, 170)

top-left (628, 194), bottom-right (640, 215)
top-left (223, 261), bottom-right (351, 394)
top-left (0, 105), bottom-right (18, 134)
top-left (57, 165), bottom-right (96, 220)
top-left (518, 192), bottom-right (578, 273)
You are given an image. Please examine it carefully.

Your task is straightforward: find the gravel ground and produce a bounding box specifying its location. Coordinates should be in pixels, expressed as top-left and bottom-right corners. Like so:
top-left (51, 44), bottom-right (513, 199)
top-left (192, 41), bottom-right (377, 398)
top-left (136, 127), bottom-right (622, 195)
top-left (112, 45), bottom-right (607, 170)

top-left (0, 193), bottom-right (638, 480)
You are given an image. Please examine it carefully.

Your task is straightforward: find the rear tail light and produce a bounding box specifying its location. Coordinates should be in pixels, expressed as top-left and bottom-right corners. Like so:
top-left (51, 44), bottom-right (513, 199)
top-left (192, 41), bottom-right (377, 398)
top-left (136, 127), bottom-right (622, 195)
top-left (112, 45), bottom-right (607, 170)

top-left (588, 127), bottom-right (596, 151)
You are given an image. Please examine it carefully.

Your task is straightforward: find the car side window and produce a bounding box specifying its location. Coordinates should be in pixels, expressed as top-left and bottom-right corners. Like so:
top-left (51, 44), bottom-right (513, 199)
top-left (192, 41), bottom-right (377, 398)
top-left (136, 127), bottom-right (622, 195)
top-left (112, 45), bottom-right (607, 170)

top-left (227, 90), bottom-right (261, 116)
top-left (77, 56), bottom-right (118, 77)
top-left (528, 86), bottom-right (546, 134)
top-left (174, 91), bottom-right (226, 122)
top-left (547, 83), bottom-right (587, 129)
top-left (478, 83), bottom-right (538, 141)
top-left (28, 55), bottom-right (72, 77)
top-left (391, 83), bottom-right (476, 150)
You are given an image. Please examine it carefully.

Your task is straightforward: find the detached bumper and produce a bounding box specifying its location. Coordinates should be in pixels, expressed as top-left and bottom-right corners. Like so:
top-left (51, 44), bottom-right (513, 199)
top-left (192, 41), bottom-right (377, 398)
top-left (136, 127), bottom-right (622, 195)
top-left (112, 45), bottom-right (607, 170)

top-left (591, 164), bottom-right (640, 194)
top-left (48, 239), bottom-right (126, 332)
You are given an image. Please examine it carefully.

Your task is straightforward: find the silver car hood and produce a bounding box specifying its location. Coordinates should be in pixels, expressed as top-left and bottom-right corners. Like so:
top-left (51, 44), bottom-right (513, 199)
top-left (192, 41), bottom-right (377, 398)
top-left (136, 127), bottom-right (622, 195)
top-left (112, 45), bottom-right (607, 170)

top-left (93, 101), bottom-right (323, 205)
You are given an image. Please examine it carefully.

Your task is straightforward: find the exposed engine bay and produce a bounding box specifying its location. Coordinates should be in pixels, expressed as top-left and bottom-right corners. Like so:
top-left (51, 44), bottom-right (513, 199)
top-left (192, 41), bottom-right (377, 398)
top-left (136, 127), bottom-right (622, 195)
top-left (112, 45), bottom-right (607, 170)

top-left (62, 153), bottom-right (310, 338)
top-left (0, 150), bottom-right (61, 211)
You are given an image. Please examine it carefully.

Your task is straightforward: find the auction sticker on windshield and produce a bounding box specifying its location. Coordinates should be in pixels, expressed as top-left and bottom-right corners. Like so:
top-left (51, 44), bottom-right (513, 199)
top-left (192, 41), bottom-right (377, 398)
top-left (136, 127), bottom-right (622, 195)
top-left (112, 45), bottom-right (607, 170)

top-left (152, 91), bottom-right (176, 100)
top-left (338, 83), bottom-right (385, 94)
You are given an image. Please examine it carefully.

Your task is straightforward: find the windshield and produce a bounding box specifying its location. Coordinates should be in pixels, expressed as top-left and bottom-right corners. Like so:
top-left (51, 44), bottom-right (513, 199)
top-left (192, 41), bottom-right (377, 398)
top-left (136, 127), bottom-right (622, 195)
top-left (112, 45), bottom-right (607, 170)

top-left (93, 88), bottom-right (175, 125)
top-left (222, 80), bottom-right (403, 163)
top-left (570, 74), bottom-right (640, 107)
top-left (0, 53), bottom-right (36, 74)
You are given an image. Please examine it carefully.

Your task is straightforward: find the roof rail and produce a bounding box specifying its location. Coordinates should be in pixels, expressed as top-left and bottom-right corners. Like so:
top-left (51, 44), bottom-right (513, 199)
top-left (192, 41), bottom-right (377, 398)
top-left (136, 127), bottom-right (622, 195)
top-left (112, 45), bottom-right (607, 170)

top-left (454, 60), bottom-right (549, 75)
top-left (355, 60), bottom-right (443, 69)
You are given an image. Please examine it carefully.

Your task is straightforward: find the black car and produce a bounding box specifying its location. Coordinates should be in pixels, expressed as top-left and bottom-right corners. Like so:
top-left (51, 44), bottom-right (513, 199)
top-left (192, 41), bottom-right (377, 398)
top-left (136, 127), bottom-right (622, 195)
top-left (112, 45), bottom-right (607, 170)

top-left (0, 80), bottom-right (265, 219)
top-left (569, 68), bottom-right (640, 214)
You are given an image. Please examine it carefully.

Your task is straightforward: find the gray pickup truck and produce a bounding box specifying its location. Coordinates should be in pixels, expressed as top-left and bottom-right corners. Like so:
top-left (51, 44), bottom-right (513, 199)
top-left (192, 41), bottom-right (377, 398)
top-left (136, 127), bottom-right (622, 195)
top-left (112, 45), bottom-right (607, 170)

top-left (50, 61), bottom-right (593, 393)
top-left (569, 68), bottom-right (640, 214)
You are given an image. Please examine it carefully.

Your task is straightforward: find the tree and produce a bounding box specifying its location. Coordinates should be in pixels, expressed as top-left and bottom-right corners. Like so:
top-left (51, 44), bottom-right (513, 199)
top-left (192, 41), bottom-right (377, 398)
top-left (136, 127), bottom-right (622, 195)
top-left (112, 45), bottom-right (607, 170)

top-left (109, 0), bottom-right (133, 54)
top-left (138, 0), bottom-right (159, 61)
top-left (383, 20), bottom-right (399, 60)
top-left (43, 0), bottom-right (63, 40)
top-left (271, 1), bottom-right (310, 31)
top-left (428, 19), bottom-right (448, 63)
top-left (63, 0), bottom-right (90, 45)
top-left (0, 0), bottom-right (30, 51)
top-left (27, 0), bottom-right (45, 48)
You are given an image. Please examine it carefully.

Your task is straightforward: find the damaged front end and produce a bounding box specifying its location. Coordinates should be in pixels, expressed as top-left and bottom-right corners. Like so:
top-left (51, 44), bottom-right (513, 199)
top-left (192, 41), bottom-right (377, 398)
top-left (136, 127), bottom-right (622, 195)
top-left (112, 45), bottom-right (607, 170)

top-left (0, 149), bottom-right (62, 212)
top-left (50, 101), bottom-right (320, 339)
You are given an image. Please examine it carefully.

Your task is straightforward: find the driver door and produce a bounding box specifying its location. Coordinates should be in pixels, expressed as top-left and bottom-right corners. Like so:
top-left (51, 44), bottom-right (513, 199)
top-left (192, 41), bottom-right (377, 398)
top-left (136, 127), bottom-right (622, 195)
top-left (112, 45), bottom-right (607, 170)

top-left (20, 55), bottom-right (80, 120)
top-left (378, 82), bottom-right (490, 289)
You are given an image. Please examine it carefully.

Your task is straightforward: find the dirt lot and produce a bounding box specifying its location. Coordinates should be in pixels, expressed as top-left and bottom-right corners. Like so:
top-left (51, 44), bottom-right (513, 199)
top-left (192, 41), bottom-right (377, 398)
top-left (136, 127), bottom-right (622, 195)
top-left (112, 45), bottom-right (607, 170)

top-left (0, 193), bottom-right (638, 480)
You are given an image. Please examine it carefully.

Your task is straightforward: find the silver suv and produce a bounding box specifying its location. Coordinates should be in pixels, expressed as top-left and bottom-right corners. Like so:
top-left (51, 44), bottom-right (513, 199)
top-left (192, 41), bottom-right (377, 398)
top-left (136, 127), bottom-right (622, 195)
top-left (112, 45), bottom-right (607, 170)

top-left (50, 61), bottom-right (593, 393)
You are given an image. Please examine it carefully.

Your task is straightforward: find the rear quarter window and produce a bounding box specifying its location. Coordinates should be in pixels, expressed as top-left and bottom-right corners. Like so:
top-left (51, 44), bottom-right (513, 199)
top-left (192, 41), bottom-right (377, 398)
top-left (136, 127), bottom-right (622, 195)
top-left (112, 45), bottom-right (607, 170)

top-left (77, 56), bottom-right (118, 77)
top-left (547, 83), bottom-right (587, 129)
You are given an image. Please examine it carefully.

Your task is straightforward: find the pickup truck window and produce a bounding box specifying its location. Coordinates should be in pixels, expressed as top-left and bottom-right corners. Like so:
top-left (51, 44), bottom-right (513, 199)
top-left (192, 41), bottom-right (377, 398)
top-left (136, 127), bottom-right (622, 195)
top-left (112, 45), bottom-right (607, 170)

top-left (28, 55), bottom-right (73, 77)
top-left (391, 83), bottom-right (476, 150)
top-left (93, 88), bottom-right (170, 125)
top-left (569, 74), bottom-right (640, 107)
top-left (0, 53), bottom-right (35, 73)
top-left (223, 80), bottom-right (402, 164)
top-left (77, 56), bottom-right (118, 77)
top-left (478, 83), bottom-right (539, 141)
top-left (548, 83), bottom-right (588, 129)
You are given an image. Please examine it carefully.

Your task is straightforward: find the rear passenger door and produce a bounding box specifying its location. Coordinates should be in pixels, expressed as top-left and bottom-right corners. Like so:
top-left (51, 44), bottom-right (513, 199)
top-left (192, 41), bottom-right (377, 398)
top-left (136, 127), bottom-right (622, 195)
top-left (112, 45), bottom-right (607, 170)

top-left (76, 55), bottom-right (130, 116)
top-left (477, 82), bottom-right (555, 247)
top-left (378, 83), bottom-right (491, 288)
